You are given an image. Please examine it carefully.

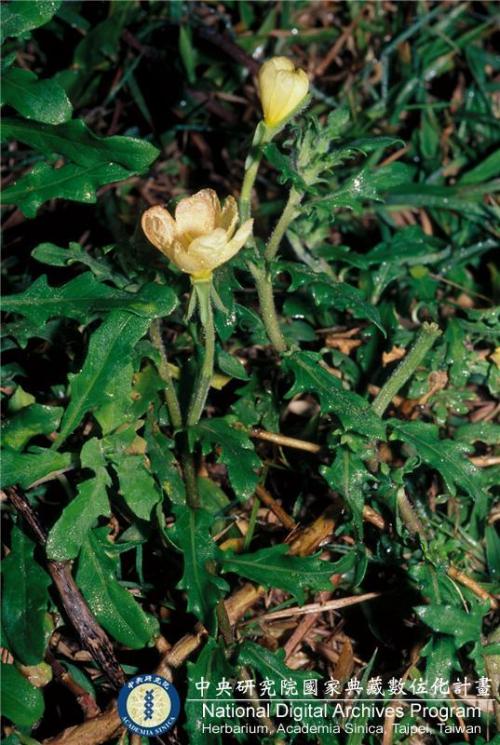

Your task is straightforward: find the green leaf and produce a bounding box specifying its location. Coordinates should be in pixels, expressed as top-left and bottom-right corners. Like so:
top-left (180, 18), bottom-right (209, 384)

top-left (0, 0), bottom-right (61, 42)
top-left (277, 262), bottom-right (384, 333)
top-left (1, 403), bottom-right (63, 450)
top-left (221, 545), bottom-right (355, 603)
top-left (185, 639), bottom-right (235, 745)
top-left (283, 351), bottom-right (386, 439)
top-left (144, 418), bottom-right (186, 505)
top-left (171, 505), bottom-right (229, 627)
top-left (0, 662), bottom-right (44, 728)
top-left (316, 162), bottom-right (414, 210)
top-left (384, 180), bottom-right (498, 215)
top-left (32, 242), bottom-right (125, 287)
top-left (389, 420), bottom-right (486, 503)
top-left (1, 527), bottom-right (51, 664)
top-left (322, 449), bottom-right (372, 537)
top-left (3, 274), bottom-right (177, 326)
top-left (46, 439), bottom-right (110, 561)
top-left (415, 604), bottom-right (484, 647)
top-left (54, 301), bottom-right (176, 447)
top-left (263, 142), bottom-right (308, 190)
top-left (217, 349), bottom-right (249, 380)
top-left (191, 416), bottom-right (261, 499)
top-left (1, 446), bottom-right (73, 489)
top-left (485, 525), bottom-right (500, 580)
top-left (179, 25), bottom-right (198, 84)
top-left (2, 118), bottom-right (159, 171)
top-left (75, 529), bottom-right (158, 648)
top-left (238, 641), bottom-right (321, 698)
top-left (1, 68), bottom-right (72, 125)
top-left (454, 422), bottom-right (500, 445)
top-left (1, 160), bottom-right (132, 218)
top-left (112, 454), bottom-right (161, 521)
top-left (460, 149), bottom-right (500, 185)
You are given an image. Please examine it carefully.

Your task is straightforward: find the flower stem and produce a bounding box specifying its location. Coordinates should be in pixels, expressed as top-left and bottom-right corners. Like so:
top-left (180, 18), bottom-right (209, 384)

top-left (239, 122), bottom-right (272, 224)
top-left (149, 319), bottom-right (183, 430)
top-left (187, 280), bottom-right (216, 427)
top-left (250, 263), bottom-right (287, 353)
top-left (149, 320), bottom-right (200, 509)
top-left (371, 322), bottom-right (442, 417)
top-left (264, 187), bottom-right (303, 262)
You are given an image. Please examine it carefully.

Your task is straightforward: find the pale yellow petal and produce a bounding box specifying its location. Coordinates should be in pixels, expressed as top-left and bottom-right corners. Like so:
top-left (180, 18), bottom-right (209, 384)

top-left (223, 218), bottom-right (253, 259)
top-left (219, 195), bottom-right (239, 238)
top-left (174, 188), bottom-right (220, 240)
top-left (172, 229), bottom-right (227, 274)
top-left (258, 56), bottom-right (309, 128)
top-left (258, 57), bottom-right (295, 124)
top-left (141, 206), bottom-right (176, 255)
top-left (269, 69), bottom-right (309, 126)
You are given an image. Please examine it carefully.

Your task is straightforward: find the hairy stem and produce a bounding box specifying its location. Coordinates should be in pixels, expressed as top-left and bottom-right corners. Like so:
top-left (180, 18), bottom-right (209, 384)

top-left (264, 187), bottom-right (303, 262)
top-left (149, 319), bottom-right (183, 430)
top-left (251, 263), bottom-right (287, 353)
top-left (372, 322), bottom-right (442, 417)
top-left (186, 281), bottom-right (216, 427)
top-left (239, 122), bottom-right (272, 224)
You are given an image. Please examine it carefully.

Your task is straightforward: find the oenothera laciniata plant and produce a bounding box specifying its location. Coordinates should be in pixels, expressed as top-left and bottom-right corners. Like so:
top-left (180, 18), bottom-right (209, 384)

top-left (141, 54), bottom-right (417, 518)
top-left (141, 57), bottom-right (311, 513)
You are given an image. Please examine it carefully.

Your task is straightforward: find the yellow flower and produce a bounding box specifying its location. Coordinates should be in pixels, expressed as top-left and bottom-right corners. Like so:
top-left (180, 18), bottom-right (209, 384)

top-left (258, 57), bottom-right (309, 128)
top-left (141, 189), bottom-right (253, 280)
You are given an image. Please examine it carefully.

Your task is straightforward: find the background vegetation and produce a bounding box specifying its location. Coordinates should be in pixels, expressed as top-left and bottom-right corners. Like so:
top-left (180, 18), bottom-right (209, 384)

top-left (1, 1), bottom-right (499, 744)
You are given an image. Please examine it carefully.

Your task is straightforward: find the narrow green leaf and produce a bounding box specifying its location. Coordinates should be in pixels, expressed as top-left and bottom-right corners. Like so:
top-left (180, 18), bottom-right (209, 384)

top-left (2, 118), bottom-right (159, 171)
top-left (0, 0), bottom-right (61, 42)
top-left (1, 68), bottom-right (72, 124)
top-left (1, 447), bottom-right (73, 489)
top-left (0, 663), bottom-right (44, 728)
top-left (389, 420), bottom-right (486, 503)
top-left (1, 403), bottom-right (63, 450)
top-left (75, 530), bottom-right (158, 648)
top-left (1, 160), bottom-right (131, 218)
top-left (171, 505), bottom-right (229, 627)
top-left (192, 416), bottom-right (261, 499)
top-left (238, 641), bottom-right (321, 699)
top-left (112, 454), bottom-right (161, 521)
top-left (283, 351), bottom-right (386, 439)
top-left (1, 527), bottom-right (51, 664)
top-left (55, 302), bottom-right (176, 447)
top-left (322, 449), bottom-right (372, 537)
top-left (179, 25), bottom-right (198, 84)
top-left (46, 439), bottom-right (110, 561)
top-left (221, 546), bottom-right (355, 603)
top-left (277, 261), bottom-right (384, 333)
top-left (186, 639), bottom-right (235, 745)
top-left (3, 273), bottom-right (177, 325)
top-left (415, 604), bottom-right (483, 647)
top-left (145, 419), bottom-right (186, 505)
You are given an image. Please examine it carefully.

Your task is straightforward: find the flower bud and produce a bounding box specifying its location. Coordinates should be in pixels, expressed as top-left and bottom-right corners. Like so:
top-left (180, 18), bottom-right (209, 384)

top-left (142, 189), bottom-right (253, 280)
top-left (258, 57), bottom-right (309, 129)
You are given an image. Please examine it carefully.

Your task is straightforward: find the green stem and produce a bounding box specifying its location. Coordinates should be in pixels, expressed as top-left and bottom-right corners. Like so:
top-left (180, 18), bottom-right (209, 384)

top-left (149, 319), bottom-right (183, 430)
top-left (250, 263), bottom-right (287, 353)
top-left (396, 488), bottom-right (428, 539)
top-left (243, 494), bottom-right (260, 551)
top-left (371, 322), bottom-right (442, 417)
top-left (187, 280), bottom-right (216, 427)
top-left (239, 122), bottom-right (272, 224)
top-left (264, 187), bottom-right (303, 262)
top-left (149, 321), bottom-right (200, 509)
